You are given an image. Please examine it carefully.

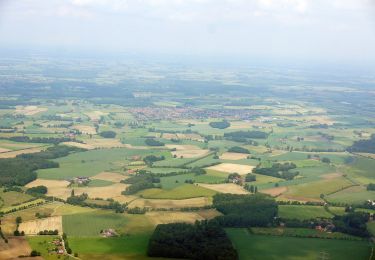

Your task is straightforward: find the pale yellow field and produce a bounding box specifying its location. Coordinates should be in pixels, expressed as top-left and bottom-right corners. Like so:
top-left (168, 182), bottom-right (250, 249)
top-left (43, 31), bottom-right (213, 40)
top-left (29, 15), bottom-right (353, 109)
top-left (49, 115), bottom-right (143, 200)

top-left (260, 186), bottom-right (288, 197)
top-left (172, 149), bottom-right (209, 158)
top-left (92, 172), bottom-right (126, 182)
top-left (228, 121), bottom-right (251, 129)
top-left (19, 216), bottom-right (63, 235)
top-left (165, 144), bottom-right (200, 150)
top-left (128, 197), bottom-right (211, 209)
top-left (0, 147), bottom-right (11, 153)
top-left (74, 183), bottom-right (129, 199)
top-left (219, 152), bottom-right (248, 160)
top-left (198, 183), bottom-right (249, 194)
top-left (176, 133), bottom-right (204, 142)
top-left (145, 209), bottom-right (221, 225)
top-left (321, 173), bottom-right (343, 180)
top-left (15, 105), bottom-right (47, 116)
top-left (73, 124), bottom-right (97, 134)
top-left (167, 144), bottom-right (209, 158)
top-left (84, 138), bottom-right (125, 148)
top-left (26, 179), bottom-right (71, 199)
top-left (206, 163), bottom-right (254, 175)
top-left (85, 110), bottom-right (107, 121)
top-left (62, 141), bottom-right (95, 150)
top-left (162, 133), bottom-right (178, 139)
top-left (0, 147), bottom-right (46, 158)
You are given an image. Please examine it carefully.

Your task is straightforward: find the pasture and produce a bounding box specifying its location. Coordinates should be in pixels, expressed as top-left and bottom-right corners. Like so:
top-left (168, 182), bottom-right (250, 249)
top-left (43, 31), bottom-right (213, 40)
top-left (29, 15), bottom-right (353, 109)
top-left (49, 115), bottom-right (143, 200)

top-left (206, 163), bottom-right (254, 175)
top-left (278, 205), bottom-right (333, 220)
top-left (138, 184), bottom-right (216, 199)
top-left (226, 228), bottom-right (372, 260)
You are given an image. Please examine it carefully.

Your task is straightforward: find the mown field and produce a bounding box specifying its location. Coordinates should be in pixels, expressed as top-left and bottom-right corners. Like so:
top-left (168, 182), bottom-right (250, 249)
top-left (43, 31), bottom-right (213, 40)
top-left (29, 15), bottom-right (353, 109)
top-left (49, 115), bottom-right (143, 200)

top-left (226, 228), bottom-right (372, 260)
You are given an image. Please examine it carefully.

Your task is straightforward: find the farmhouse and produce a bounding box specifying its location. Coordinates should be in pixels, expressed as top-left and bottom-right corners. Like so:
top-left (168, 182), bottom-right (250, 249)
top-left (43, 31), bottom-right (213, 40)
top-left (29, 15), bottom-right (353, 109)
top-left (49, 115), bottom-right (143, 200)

top-left (101, 229), bottom-right (118, 237)
top-left (71, 176), bottom-right (91, 185)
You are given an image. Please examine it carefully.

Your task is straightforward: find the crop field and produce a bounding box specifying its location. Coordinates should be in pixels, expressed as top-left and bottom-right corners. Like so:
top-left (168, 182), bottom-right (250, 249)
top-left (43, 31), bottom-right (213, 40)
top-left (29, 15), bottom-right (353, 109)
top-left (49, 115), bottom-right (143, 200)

top-left (37, 148), bottom-right (167, 180)
top-left (19, 216), bottom-right (63, 235)
top-left (281, 177), bottom-right (355, 201)
top-left (92, 172), bottom-right (126, 182)
top-left (0, 237), bottom-right (39, 260)
top-left (62, 211), bottom-right (129, 236)
top-left (278, 205), bottom-right (333, 220)
top-left (145, 210), bottom-right (220, 225)
top-left (138, 184), bottom-right (217, 199)
top-left (219, 152), bottom-right (249, 160)
top-left (226, 228), bottom-right (372, 260)
top-left (206, 163), bottom-right (254, 175)
top-left (0, 190), bottom-right (33, 208)
top-left (198, 183), bottom-right (249, 194)
top-left (128, 197), bottom-right (211, 209)
top-left (326, 185), bottom-right (375, 205)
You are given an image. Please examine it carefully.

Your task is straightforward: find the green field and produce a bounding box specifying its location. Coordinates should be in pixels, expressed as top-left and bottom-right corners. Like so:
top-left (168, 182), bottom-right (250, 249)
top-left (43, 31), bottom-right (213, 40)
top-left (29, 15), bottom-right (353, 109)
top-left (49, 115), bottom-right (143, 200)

top-left (37, 148), bottom-right (167, 180)
top-left (62, 211), bottom-right (128, 236)
top-left (326, 185), bottom-right (375, 205)
top-left (226, 228), bottom-right (372, 260)
top-left (27, 236), bottom-right (72, 260)
top-left (69, 234), bottom-right (151, 258)
top-left (278, 205), bottom-right (333, 220)
top-left (0, 190), bottom-right (33, 208)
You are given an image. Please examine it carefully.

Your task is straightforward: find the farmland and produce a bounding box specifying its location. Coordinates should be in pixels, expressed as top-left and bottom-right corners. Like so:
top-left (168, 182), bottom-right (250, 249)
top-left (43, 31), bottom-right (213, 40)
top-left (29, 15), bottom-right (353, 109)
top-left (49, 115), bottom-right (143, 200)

top-left (0, 57), bottom-right (374, 260)
top-left (226, 228), bottom-right (372, 260)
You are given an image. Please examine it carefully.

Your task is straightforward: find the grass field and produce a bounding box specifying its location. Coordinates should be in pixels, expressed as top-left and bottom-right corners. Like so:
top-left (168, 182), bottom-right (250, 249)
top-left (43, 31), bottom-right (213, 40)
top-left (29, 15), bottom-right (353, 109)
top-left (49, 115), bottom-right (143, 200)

top-left (278, 205), bottom-right (333, 220)
top-left (282, 177), bottom-right (354, 201)
top-left (226, 228), bottom-right (372, 260)
top-left (326, 185), bottom-right (375, 205)
top-left (37, 148), bottom-right (167, 180)
top-left (138, 184), bottom-right (216, 199)
top-left (62, 211), bottom-right (128, 236)
top-left (0, 190), bottom-right (33, 208)
top-left (68, 234), bottom-right (169, 260)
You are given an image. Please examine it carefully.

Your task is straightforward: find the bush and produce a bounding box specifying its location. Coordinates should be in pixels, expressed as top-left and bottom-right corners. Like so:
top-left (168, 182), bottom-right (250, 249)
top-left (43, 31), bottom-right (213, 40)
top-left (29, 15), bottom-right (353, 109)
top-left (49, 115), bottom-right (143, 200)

top-left (145, 138), bottom-right (165, 146)
top-left (99, 131), bottom-right (116, 138)
top-left (209, 121), bottom-right (230, 129)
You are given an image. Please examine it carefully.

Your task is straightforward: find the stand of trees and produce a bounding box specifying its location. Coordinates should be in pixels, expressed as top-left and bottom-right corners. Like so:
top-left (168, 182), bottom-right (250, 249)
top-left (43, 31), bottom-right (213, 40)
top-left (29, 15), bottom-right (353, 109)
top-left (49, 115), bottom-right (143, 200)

top-left (121, 172), bottom-right (160, 195)
top-left (347, 134), bottom-right (375, 153)
top-left (253, 162), bottom-right (298, 180)
top-left (213, 193), bottom-right (278, 227)
top-left (0, 136), bottom-right (73, 144)
top-left (145, 138), bottom-right (165, 146)
top-left (143, 155), bottom-right (165, 165)
top-left (333, 212), bottom-right (370, 237)
top-left (26, 185), bottom-right (47, 195)
top-left (148, 221), bottom-right (238, 260)
top-left (367, 183), bottom-right (375, 191)
top-left (209, 121), bottom-right (230, 129)
top-left (224, 130), bottom-right (268, 140)
top-left (99, 130), bottom-right (116, 138)
top-left (228, 146), bottom-right (250, 154)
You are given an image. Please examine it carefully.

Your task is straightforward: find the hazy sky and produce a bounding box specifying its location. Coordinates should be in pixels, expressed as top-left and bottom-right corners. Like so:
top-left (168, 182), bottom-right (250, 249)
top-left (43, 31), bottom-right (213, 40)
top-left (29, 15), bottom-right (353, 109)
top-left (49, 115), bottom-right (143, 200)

top-left (0, 0), bottom-right (375, 64)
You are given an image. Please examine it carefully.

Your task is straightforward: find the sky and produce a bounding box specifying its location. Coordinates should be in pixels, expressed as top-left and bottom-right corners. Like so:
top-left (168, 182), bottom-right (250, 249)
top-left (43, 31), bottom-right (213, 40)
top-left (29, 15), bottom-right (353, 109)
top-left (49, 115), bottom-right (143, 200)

top-left (0, 0), bottom-right (375, 65)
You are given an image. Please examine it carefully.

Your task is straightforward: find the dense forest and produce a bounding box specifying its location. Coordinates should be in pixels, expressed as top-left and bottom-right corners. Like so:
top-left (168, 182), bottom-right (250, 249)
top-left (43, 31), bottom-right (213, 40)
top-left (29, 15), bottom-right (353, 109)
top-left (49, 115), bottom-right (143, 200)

top-left (347, 134), bottom-right (375, 153)
top-left (147, 221), bottom-right (238, 260)
top-left (213, 193), bottom-right (278, 227)
top-left (253, 162), bottom-right (298, 180)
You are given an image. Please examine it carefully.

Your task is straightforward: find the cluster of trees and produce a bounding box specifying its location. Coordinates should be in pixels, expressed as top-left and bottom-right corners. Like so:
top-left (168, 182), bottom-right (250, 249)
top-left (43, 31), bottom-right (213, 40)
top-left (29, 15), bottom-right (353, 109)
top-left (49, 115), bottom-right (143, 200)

top-left (213, 193), bottom-right (278, 227)
top-left (26, 185), bottom-right (47, 195)
top-left (245, 173), bottom-right (256, 182)
top-left (99, 130), bottom-right (116, 138)
top-left (333, 212), bottom-right (370, 237)
top-left (253, 162), bottom-right (298, 180)
top-left (209, 120), bottom-right (231, 129)
top-left (0, 145), bottom-right (83, 186)
top-left (121, 172), bottom-right (160, 195)
top-left (145, 138), bottom-right (165, 146)
top-left (367, 183), bottom-right (375, 191)
top-left (244, 184), bottom-right (258, 193)
top-left (147, 221), bottom-right (238, 260)
top-left (38, 230), bottom-right (58, 235)
top-left (228, 146), bottom-right (250, 154)
top-left (0, 136), bottom-right (73, 144)
top-left (66, 192), bottom-right (126, 212)
top-left (143, 155), bottom-right (165, 166)
top-left (63, 233), bottom-right (72, 254)
top-left (127, 207), bottom-right (147, 214)
top-left (347, 134), bottom-right (375, 153)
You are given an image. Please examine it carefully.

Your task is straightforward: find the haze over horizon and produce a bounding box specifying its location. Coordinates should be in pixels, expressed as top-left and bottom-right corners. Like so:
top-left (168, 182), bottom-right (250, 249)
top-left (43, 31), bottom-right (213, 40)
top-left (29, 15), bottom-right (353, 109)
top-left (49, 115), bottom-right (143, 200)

top-left (1, 0), bottom-right (375, 66)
